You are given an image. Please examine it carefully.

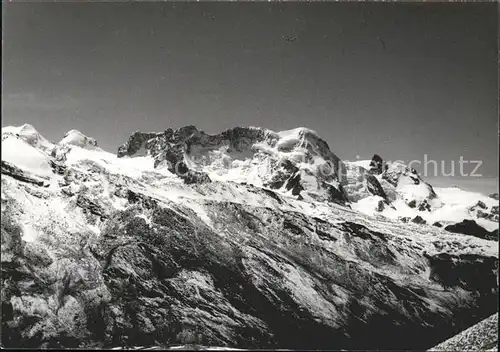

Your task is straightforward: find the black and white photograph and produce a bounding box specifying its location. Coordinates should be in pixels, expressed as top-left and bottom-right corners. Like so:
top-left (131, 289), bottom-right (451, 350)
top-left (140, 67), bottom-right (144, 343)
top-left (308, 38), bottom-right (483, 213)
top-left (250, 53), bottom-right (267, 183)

top-left (1, 1), bottom-right (498, 350)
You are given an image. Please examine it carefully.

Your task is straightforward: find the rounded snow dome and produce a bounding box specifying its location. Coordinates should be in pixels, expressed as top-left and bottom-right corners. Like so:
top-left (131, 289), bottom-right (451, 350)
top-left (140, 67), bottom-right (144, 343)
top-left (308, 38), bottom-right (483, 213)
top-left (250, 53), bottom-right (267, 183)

top-left (59, 129), bottom-right (98, 149)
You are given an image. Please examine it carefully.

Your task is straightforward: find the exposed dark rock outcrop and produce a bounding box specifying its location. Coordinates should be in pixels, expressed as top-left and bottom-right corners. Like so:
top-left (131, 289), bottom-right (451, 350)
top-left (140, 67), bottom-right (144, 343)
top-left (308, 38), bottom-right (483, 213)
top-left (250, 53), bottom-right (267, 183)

top-left (377, 200), bottom-right (385, 212)
top-left (365, 173), bottom-right (388, 200)
top-left (343, 162), bottom-right (389, 204)
top-left (356, 154), bottom-right (438, 211)
top-left (423, 252), bottom-right (498, 293)
top-left (368, 154), bottom-right (384, 175)
top-left (475, 201), bottom-right (487, 210)
top-left (476, 210), bottom-right (499, 222)
top-left (117, 131), bottom-right (161, 158)
top-left (325, 182), bottom-right (349, 205)
top-left (471, 201), bottom-right (499, 222)
top-left (49, 160), bottom-right (67, 175)
top-left (381, 161), bottom-right (437, 200)
top-left (477, 209), bottom-right (488, 219)
top-left (492, 206), bottom-right (499, 215)
top-left (1, 161), bottom-right (49, 187)
top-left (76, 194), bottom-right (109, 221)
top-left (418, 200), bottom-right (432, 212)
top-left (488, 229), bottom-right (499, 242)
top-left (138, 126), bottom-right (212, 184)
top-left (265, 159), bottom-right (304, 196)
top-left (412, 215), bottom-right (427, 225)
top-left (444, 220), bottom-right (497, 241)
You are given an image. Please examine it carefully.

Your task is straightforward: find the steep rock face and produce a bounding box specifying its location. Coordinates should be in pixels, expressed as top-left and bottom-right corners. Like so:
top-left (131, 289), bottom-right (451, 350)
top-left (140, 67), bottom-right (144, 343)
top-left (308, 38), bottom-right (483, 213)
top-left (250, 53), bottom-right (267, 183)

top-left (344, 155), bottom-right (439, 216)
top-left (117, 126), bottom-right (348, 205)
top-left (342, 155), bottom-right (488, 230)
top-left (343, 162), bottom-right (388, 204)
top-left (1, 124), bottom-right (499, 350)
top-left (380, 160), bottom-right (438, 206)
top-left (1, 161), bottom-right (50, 187)
top-left (368, 154), bottom-right (385, 175)
top-left (117, 131), bottom-right (163, 158)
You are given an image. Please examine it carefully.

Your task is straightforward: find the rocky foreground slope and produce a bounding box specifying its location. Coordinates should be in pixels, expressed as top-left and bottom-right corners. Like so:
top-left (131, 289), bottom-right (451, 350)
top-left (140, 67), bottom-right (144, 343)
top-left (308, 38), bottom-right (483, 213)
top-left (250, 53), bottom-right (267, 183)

top-left (429, 312), bottom-right (498, 351)
top-left (1, 124), bottom-right (498, 349)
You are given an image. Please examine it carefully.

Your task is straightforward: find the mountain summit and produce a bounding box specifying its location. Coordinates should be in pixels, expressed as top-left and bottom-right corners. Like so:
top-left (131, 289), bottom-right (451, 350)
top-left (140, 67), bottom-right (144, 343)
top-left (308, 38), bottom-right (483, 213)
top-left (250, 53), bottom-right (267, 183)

top-left (117, 126), bottom-right (349, 204)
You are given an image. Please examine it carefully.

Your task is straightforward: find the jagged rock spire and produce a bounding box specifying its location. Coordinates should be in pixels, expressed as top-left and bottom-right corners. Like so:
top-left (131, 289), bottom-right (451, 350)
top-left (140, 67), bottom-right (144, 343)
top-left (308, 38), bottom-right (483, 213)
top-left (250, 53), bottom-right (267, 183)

top-left (369, 154), bottom-right (384, 175)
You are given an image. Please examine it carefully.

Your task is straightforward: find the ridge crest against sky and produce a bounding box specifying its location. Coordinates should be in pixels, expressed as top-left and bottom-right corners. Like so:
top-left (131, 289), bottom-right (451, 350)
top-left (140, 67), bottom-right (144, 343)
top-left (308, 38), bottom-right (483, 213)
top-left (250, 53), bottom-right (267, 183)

top-left (2, 2), bottom-right (498, 184)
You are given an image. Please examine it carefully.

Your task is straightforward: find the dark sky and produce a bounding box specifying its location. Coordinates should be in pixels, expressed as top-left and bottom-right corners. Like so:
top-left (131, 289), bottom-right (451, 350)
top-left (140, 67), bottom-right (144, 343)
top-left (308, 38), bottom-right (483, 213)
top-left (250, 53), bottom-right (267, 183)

top-left (2, 2), bottom-right (498, 189)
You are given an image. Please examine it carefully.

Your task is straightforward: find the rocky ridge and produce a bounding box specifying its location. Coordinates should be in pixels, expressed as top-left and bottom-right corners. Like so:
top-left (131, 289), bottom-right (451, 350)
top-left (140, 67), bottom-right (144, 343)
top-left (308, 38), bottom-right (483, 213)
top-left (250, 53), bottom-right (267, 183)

top-left (117, 126), bottom-right (349, 205)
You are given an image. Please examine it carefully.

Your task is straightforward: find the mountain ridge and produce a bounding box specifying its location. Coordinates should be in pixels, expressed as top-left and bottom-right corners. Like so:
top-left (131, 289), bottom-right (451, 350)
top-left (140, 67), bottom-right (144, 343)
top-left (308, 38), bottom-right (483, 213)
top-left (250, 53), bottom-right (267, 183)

top-left (1, 123), bottom-right (498, 349)
top-left (116, 125), bottom-right (349, 205)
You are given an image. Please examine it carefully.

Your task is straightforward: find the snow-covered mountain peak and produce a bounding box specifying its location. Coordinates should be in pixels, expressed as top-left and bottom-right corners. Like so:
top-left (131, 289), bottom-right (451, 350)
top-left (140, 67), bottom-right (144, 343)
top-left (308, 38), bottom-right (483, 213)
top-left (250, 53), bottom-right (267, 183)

top-left (344, 154), bottom-right (439, 211)
top-left (59, 129), bottom-right (99, 149)
top-left (342, 154), bottom-right (498, 233)
top-left (273, 126), bottom-right (323, 150)
top-left (2, 123), bottom-right (38, 136)
top-left (2, 123), bottom-right (55, 153)
top-left (273, 127), bottom-right (341, 165)
top-left (1, 124), bottom-right (56, 180)
top-left (116, 125), bottom-right (348, 204)
top-left (118, 126), bottom-right (337, 163)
